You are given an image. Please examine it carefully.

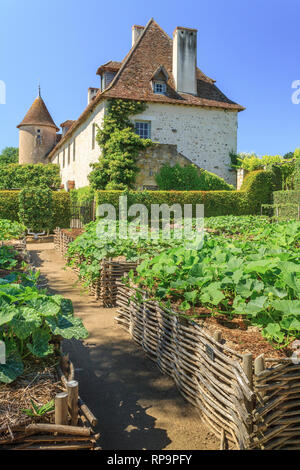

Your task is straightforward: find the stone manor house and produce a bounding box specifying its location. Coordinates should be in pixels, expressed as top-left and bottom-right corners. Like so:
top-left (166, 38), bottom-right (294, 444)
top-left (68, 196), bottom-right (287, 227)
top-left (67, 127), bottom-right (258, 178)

top-left (17, 19), bottom-right (244, 189)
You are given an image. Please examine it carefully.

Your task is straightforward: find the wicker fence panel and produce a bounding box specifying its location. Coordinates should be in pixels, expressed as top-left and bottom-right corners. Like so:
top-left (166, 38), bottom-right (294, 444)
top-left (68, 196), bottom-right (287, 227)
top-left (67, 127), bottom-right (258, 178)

top-left (116, 284), bottom-right (253, 449)
top-left (251, 360), bottom-right (300, 450)
top-left (54, 228), bottom-right (137, 307)
top-left (116, 284), bottom-right (300, 450)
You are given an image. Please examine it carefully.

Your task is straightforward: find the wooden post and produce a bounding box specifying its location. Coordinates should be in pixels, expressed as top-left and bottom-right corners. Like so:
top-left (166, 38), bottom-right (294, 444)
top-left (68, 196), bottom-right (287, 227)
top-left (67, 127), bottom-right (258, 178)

top-left (55, 392), bottom-right (68, 425)
top-left (242, 353), bottom-right (253, 435)
top-left (67, 380), bottom-right (79, 426)
top-left (214, 330), bottom-right (222, 343)
top-left (242, 353), bottom-right (253, 388)
top-left (254, 354), bottom-right (266, 398)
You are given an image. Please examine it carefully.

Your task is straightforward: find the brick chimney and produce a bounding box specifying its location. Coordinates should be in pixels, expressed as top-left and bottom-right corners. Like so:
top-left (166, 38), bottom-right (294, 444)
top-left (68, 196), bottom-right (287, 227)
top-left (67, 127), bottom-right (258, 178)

top-left (172, 27), bottom-right (197, 95)
top-left (132, 25), bottom-right (144, 46)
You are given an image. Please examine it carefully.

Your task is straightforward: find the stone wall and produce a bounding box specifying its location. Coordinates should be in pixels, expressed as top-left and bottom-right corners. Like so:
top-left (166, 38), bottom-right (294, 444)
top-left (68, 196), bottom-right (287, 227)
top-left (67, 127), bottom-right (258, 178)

top-left (133, 103), bottom-right (238, 186)
top-left (51, 99), bottom-right (238, 189)
top-left (19, 125), bottom-right (57, 164)
top-left (135, 143), bottom-right (193, 189)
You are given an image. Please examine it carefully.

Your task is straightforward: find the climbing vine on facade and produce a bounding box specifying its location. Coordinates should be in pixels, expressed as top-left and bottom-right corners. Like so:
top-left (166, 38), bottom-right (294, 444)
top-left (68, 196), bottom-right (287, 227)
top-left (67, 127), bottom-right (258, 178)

top-left (88, 99), bottom-right (152, 190)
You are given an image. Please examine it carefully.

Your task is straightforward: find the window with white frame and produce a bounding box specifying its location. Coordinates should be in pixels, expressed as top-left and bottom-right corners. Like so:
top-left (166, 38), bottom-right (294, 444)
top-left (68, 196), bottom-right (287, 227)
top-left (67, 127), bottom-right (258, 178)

top-left (73, 138), bottom-right (76, 161)
top-left (68, 144), bottom-right (71, 165)
top-left (153, 81), bottom-right (166, 95)
top-left (135, 121), bottom-right (151, 139)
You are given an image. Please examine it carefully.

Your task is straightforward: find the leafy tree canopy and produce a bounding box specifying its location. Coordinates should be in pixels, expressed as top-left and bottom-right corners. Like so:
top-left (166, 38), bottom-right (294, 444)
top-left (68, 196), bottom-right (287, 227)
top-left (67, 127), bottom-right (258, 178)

top-left (0, 147), bottom-right (19, 165)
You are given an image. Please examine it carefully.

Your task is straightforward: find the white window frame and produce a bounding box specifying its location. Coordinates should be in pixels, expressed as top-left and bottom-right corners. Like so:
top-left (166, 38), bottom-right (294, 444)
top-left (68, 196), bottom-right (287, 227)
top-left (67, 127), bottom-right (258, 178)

top-left (153, 81), bottom-right (166, 95)
top-left (135, 121), bottom-right (151, 139)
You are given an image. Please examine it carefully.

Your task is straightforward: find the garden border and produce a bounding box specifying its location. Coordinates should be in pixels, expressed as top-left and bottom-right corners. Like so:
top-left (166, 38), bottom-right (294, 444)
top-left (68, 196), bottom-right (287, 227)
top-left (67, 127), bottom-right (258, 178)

top-left (116, 284), bottom-right (300, 450)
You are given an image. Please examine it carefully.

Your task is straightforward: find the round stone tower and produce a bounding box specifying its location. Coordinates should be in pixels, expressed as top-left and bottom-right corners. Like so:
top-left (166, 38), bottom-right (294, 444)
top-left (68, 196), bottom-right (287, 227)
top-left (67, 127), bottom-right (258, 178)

top-left (17, 89), bottom-right (59, 164)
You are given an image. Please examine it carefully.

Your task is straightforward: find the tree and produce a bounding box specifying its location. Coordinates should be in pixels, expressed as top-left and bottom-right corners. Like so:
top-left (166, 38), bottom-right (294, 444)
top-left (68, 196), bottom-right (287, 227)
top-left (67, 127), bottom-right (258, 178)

top-left (0, 147), bottom-right (19, 165)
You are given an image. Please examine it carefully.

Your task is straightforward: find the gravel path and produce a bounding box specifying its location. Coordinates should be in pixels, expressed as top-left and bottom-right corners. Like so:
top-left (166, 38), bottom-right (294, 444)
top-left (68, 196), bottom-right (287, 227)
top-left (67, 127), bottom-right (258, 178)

top-left (29, 242), bottom-right (218, 451)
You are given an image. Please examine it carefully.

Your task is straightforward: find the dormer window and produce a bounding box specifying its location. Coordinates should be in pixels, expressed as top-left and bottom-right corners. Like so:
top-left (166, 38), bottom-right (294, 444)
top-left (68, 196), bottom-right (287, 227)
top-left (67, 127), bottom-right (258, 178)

top-left (153, 81), bottom-right (166, 95)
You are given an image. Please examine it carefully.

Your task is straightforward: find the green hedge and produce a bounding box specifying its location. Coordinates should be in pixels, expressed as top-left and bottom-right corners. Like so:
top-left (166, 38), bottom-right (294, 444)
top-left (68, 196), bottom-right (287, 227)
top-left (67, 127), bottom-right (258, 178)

top-left (52, 192), bottom-right (71, 229)
top-left (95, 170), bottom-right (274, 218)
top-left (0, 191), bottom-right (20, 220)
top-left (70, 186), bottom-right (95, 205)
top-left (155, 163), bottom-right (234, 191)
top-left (273, 190), bottom-right (300, 219)
top-left (0, 163), bottom-right (61, 190)
top-left (0, 190), bottom-right (70, 230)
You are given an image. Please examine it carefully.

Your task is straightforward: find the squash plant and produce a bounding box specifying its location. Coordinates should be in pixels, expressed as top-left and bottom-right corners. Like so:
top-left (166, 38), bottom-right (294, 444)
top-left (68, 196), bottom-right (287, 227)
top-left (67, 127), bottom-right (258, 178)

top-left (0, 275), bottom-right (88, 383)
top-left (132, 219), bottom-right (300, 348)
top-left (0, 219), bottom-right (26, 242)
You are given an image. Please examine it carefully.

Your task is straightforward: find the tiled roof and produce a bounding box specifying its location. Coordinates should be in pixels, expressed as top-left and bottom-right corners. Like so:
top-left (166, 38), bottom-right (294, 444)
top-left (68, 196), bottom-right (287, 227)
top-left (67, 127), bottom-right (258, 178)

top-left (60, 120), bottom-right (75, 128)
top-left (17, 96), bottom-right (59, 131)
top-left (96, 61), bottom-right (122, 75)
top-left (48, 18), bottom-right (244, 159)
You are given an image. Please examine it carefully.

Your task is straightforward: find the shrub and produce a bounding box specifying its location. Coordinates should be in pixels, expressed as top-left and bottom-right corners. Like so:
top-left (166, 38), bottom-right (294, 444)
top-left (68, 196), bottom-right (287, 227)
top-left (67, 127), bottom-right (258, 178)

top-left (241, 170), bottom-right (275, 213)
top-left (155, 163), bottom-right (234, 191)
top-left (273, 190), bottom-right (300, 219)
top-left (52, 192), bottom-right (71, 229)
top-left (95, 170), bottom-right (274, 218)
top-left (0, 191), bottom-right (19, 220)
top-left (70, 186), bottom-right (94, 205)
top-left (295, 151), bottom-right (300, 190)
top-left (18, 188), bottom-right (53, 233)
top-left (0, 190), bottom-right (70, 231)
top-left (0, 163), bottom-right (61, 190)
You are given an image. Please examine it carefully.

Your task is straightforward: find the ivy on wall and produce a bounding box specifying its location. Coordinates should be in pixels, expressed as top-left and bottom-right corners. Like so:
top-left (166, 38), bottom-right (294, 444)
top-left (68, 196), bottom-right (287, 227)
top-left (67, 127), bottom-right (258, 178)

top-left (88, 99), bottom-right (152, 190)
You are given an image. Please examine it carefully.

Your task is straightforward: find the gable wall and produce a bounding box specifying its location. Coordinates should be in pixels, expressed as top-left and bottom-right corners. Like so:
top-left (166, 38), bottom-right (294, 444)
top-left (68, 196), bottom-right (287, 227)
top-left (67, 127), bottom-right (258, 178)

top-left (133, 103), bottom-right (238, 185)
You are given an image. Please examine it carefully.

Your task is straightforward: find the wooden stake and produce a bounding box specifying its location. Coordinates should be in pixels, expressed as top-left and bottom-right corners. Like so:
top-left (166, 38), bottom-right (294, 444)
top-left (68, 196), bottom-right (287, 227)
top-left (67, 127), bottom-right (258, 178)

top-left (254, 354), bottom-right (266, 398)
top-left (214, 331), bottom-right (222, 343)
top-left (242, 353), bottom-right (253, 435)
top-left (55, 392), bottom-right (68, 425)
top-left (67, 380), bottom-right (79, 426)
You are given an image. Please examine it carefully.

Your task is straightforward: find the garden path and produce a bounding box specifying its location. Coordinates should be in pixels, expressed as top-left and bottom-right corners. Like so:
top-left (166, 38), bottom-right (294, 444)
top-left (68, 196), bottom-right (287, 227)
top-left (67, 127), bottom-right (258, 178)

top-left (28, 242), bottom-right (218, 451)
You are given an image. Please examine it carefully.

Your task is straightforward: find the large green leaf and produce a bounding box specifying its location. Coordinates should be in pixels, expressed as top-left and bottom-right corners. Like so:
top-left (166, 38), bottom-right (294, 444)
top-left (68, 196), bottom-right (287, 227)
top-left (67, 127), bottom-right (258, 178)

top-left (26, 329), bottom-right (53, 357)
top-left (10, 307), bottom-right (42, 339)
top-left (0, 341), bottom-right (24, 383)
top-left (45, 314), bottom-right (88, 340)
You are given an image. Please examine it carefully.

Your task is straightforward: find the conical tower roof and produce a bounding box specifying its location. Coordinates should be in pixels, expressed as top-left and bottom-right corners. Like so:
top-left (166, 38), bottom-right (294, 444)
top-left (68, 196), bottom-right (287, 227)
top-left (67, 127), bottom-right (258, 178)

top-left (17, 95), bottom-right (59, 131)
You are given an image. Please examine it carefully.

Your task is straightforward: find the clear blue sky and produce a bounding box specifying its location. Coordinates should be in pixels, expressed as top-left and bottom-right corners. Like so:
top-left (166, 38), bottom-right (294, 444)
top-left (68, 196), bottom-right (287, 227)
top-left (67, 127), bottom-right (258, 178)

top-left (0, 0), bottom-right (299, 156)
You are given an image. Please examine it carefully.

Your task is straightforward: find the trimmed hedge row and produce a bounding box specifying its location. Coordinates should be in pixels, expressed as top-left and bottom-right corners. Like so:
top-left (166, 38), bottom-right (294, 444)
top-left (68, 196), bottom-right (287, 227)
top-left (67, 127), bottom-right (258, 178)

top-left (0, 163), bottom-right (61, 190)
top-left (0, 190), bottom-right (70, 230)
top-left (70, 186), bottom-right (95, 205)
top-left (273, 190), bottom-right (300, 219)
top-left (95, 170), bottom-right (274, 218)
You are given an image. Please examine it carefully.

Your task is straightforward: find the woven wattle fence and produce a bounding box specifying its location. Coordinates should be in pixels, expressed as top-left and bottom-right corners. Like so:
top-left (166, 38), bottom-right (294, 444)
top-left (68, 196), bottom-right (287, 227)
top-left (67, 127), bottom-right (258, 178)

top-left (116, 284), bottom-right (300, 450)
top-left (54, 228), bottom-right (137, 307)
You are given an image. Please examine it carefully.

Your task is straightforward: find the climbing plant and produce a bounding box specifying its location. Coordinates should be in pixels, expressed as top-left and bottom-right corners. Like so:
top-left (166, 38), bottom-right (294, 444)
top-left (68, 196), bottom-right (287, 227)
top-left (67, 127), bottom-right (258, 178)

top-left (88, 99), bottom-right (152, 190)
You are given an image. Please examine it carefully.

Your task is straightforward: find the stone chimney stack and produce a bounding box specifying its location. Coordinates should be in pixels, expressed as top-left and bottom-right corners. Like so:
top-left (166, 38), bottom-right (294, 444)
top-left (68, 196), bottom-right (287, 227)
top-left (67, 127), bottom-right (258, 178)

top-left (132, 25), bottom-right (144, 46)
top-left (88, 87), bottom-right (99, 105)
top-left (172, 27), bottom-right (197, 95)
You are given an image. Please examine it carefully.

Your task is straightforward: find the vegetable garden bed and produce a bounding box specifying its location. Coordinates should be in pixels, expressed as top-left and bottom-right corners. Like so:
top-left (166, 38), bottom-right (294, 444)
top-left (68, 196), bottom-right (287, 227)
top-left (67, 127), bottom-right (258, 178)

top-left (1, 219), bottom-right (97, 450)
top-left (116, 284), bottom-right (300, 450)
